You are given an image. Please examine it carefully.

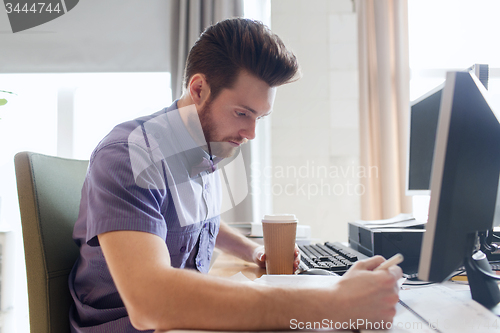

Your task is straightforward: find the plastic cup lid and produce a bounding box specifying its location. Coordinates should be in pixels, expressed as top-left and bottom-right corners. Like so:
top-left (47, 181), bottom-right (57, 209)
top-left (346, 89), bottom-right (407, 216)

top-left (262, 214), bottom-right (298, 223)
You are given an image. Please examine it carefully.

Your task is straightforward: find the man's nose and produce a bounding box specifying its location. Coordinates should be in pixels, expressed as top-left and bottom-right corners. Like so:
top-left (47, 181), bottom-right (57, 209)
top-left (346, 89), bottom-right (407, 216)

top-left (240, 120), bottom-right (256, 141)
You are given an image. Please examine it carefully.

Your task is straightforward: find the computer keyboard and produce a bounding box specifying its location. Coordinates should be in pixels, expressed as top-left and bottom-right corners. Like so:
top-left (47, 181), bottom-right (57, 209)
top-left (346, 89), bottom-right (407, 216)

top-left (299, 242), bottom-right (500, 280)
top-left (298, 242), bottom-right (369, 275)
top-left (489, 263), bottom-right (500, 271)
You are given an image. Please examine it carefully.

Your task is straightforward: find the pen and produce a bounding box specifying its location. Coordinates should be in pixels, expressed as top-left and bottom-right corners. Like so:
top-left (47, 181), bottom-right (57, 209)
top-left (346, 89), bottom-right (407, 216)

top-left (374, 253), bottom-right (404, 271)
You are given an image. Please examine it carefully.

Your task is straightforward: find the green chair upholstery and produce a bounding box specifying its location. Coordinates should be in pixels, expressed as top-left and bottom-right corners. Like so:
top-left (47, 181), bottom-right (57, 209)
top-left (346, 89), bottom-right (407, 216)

top-left (15, 152), bottom-right (88, 333)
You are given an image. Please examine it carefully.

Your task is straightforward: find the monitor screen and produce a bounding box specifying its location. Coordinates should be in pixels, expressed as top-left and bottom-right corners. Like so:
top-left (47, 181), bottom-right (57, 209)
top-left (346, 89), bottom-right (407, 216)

top-left (407, 85), bottom-right (443, 195)
top-left (418, 71), bottom-right (500, 308)
top-left (407, 64), bottom-right (489, 195)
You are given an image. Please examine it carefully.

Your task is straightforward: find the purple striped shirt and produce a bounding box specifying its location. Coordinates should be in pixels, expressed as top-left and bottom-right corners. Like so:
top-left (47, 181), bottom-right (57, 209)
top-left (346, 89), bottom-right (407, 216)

top-left (69, 101), bottom-right (221, 332)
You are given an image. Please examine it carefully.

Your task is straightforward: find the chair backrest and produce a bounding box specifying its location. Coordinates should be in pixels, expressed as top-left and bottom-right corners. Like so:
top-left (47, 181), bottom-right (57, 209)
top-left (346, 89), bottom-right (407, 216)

top-left (15, 152), bottom-right (88, 333)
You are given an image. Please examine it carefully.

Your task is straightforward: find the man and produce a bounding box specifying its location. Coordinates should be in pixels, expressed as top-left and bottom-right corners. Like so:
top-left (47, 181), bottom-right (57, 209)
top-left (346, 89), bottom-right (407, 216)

top-left (69, 18), bottom-right (402, 332)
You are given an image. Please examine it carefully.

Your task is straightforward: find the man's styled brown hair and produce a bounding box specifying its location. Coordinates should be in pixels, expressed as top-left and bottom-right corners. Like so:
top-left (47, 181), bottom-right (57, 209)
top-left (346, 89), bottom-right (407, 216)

top-left (184, 18), bottom-right (300, 100)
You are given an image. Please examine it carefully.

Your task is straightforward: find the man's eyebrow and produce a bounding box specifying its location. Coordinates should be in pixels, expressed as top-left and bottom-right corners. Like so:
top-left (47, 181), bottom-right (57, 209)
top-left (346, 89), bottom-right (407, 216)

top-left (240, 105), bottom-right (257, 114)
top-left (240, 105), bottom-right (273, 117)
top-left (263, 110), bottom-right (273, 117)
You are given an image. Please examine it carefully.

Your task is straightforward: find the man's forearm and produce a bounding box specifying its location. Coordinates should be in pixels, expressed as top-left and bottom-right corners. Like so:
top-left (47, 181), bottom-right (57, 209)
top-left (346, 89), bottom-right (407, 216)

top-left (147, 267), bottom-right (315, 331)
top-left (100, 230), bottom-right (305, 331)
top-left (100, 230), bottom-right (402, 331)
top-left (216, 221), bottom-right (261, 263)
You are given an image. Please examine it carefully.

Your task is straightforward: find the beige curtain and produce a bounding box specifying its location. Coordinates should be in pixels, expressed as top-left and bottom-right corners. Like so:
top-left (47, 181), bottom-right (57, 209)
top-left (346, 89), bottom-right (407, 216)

top-left (357, 0), bottom-right (413, 220)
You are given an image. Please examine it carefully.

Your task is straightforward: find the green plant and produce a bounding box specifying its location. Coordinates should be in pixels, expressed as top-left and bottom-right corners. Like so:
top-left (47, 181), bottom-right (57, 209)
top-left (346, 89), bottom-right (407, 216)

top-left (0, 90), bottom-right (16, 106)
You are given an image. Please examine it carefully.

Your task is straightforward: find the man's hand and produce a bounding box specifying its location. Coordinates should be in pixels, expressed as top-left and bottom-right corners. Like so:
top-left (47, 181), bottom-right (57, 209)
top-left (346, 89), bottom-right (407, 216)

top-left (329, 255), bottom-right (403, 328)
top-left (252, 244), bottom-right (301, 272)
top-left (215, 222), bottom-right (301, 271)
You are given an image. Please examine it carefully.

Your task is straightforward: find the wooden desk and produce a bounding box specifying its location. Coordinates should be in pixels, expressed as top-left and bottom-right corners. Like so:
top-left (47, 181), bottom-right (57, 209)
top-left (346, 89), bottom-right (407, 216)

top-left (154, 251), bottom-right (267, 333)
top-left (208, 250), bottom-right (265, 280)
top-left (157, 251), bottom-right (497, 333)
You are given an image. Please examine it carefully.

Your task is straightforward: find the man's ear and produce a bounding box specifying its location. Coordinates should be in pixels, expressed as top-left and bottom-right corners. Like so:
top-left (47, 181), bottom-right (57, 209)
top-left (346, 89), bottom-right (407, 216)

top-left (188, 73), bottom-right (211, 108)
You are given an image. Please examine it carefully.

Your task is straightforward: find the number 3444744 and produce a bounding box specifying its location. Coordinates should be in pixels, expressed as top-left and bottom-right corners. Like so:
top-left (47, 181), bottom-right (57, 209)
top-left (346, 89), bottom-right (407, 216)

top-left (5, 2), bottom-right (62, 14)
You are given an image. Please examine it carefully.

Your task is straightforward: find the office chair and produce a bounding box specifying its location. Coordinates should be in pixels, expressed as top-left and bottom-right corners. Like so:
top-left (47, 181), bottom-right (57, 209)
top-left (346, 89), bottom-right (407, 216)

top-left (15, 152), bottom-right (88, 333)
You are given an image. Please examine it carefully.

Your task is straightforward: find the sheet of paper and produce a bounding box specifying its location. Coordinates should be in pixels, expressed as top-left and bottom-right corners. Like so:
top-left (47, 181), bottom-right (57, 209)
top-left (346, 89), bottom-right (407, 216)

top-left (355, 213), bottom-right (415, 225)
top-left (228, 274), bottom-right (499, 333)
top-left (395, 285), bottom-right (500, 332)
top-left (360, 220), bottom-right (426, 229)
top-left (253, 274), bottom-right (342, 288)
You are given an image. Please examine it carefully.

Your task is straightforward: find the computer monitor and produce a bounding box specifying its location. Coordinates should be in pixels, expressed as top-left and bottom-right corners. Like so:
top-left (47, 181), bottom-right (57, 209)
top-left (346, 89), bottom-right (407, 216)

top-left (407, 85), bottom-right (443, 195)
top-left (406, 64), bottom-right (489, 195)
top-left (418, 71), bottom-right (500, 309)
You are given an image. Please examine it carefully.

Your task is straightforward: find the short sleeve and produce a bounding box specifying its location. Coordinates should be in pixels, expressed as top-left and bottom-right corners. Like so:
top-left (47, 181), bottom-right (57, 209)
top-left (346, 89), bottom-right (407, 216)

top-left (85, 142), bottom-right (169, 246)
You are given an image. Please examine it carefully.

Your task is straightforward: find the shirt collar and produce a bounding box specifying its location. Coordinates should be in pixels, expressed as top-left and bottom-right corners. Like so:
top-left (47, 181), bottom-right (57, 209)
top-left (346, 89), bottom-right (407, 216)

top-left (189, 156), bottom-right (224, 178)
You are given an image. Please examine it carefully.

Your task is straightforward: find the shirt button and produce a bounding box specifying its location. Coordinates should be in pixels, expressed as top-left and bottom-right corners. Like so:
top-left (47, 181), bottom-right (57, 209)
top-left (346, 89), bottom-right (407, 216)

top-left (204, 222), bottom-right (207, 228)
top-left (179, 246), bottom-right (186, 253)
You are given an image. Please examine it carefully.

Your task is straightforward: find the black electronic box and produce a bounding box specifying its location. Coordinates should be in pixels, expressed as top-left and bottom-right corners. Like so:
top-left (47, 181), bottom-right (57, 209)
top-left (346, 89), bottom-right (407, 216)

top-left (348, 221), bottom-right (425, 274)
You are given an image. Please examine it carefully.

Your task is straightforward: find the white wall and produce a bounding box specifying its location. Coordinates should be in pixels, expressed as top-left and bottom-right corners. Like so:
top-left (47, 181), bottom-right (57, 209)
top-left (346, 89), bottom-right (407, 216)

top-left (270, 0), bottom-right (360, 242)
top-left (0, 0), bottom-right (171, 73)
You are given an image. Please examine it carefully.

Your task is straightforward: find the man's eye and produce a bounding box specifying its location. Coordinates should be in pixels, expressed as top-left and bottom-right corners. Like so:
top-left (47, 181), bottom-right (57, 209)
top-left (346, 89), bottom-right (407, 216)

top-left (236, 111), bottom-right (247, 117)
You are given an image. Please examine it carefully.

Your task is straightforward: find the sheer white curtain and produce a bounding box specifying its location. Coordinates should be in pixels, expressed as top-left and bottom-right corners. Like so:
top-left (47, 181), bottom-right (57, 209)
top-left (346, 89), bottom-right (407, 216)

top-left (357, 0), bottom-right (412, 220)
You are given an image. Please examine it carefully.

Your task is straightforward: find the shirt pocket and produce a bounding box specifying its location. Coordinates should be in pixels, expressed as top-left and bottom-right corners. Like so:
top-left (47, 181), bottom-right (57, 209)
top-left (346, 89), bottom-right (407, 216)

top-left (166, 227), bottom-right (202, 268)
top-left (209, 221), bottom-right (219, 238)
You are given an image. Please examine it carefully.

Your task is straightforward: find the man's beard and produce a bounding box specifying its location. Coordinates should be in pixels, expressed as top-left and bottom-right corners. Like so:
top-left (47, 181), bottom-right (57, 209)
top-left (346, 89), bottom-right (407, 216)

top-left (198, 101), bottom-right (242, 158)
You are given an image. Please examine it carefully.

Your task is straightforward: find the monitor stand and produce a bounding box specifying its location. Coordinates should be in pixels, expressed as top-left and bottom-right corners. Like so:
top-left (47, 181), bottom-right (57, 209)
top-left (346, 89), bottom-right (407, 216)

top-left (464, 251), bottom-right (500, 315)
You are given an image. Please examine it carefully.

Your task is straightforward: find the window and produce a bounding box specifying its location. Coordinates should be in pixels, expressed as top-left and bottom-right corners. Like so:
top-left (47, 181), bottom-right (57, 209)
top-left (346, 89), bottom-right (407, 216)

top-left (72, 73), bottom-right (171, 159)
top-left (408, 0), bottom-right (500, 220)
top-left (0, 72), bottom-right (171, 332)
